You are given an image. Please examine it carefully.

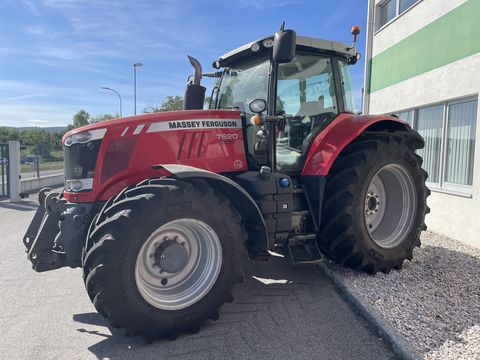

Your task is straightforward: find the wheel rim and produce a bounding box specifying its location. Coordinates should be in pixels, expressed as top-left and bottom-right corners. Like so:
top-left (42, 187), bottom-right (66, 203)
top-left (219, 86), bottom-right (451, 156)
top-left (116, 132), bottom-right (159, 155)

top-left (135, 218), bottom-right (222, 310)
top-left (364, 164), bottom-right (416, 249)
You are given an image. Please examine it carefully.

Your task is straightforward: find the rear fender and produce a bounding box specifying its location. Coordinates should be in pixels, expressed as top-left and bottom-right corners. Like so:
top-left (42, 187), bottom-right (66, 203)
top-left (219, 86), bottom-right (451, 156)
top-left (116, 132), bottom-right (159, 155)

top-left (302, 114), bottom-right (411, 176)
top-left (156, 164), bottom-right (269, 259)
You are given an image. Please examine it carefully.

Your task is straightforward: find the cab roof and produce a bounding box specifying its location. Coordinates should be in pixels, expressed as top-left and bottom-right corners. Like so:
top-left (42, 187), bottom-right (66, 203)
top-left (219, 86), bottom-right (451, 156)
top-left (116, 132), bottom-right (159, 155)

top-left (214, 35), bottom-right (356, 68)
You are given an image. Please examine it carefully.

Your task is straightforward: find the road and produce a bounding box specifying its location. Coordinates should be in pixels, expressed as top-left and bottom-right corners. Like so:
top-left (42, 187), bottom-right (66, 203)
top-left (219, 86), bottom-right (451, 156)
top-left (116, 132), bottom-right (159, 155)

top-left (0, 197), bottom-right (396, 360)
top-left (20, 168), bottom-right (64, 180)
top-left (0, 168), bottom-right (63, 186)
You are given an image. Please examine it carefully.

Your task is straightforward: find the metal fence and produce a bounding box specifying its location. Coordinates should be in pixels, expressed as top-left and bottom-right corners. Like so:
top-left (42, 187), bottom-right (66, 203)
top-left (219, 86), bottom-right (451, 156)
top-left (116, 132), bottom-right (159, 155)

top-left (21, 143), bottom-right (64, 180)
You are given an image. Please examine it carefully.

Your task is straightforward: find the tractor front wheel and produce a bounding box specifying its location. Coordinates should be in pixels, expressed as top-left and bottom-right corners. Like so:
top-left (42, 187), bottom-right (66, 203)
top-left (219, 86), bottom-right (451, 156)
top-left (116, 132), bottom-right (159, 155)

top-left (82, 179), bottom-right (245, 339)
top-left (319, 130), bottom-right (429, 273)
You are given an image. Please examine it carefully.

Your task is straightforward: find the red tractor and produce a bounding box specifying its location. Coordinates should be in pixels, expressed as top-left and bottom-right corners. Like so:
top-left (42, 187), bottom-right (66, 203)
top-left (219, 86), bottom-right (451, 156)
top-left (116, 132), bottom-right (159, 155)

top-left (23, 25), bottom-right (429, 339)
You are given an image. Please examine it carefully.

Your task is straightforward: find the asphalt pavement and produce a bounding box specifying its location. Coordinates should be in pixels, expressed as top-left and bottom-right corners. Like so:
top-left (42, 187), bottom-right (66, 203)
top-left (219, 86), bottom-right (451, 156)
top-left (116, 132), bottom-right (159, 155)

top-left (0, 197), bottom-right (396, 360)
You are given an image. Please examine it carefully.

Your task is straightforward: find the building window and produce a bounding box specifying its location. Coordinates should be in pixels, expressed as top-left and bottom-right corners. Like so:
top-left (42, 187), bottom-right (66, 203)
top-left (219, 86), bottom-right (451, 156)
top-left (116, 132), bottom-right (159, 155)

top-left (379, 0), bottom-right (396, 28)
top-left (416, 105), bottom-right (444, 184)
top-left (377, 0), bottom-right (420, 29)
top-left (399, 0), bottom-right (417, 13)
top-left (397, 110), bottom-right (413, 125)
top-left (444, 100), bottom-right (477, 186)
top-left (392, 97), bottom-right (478, 194)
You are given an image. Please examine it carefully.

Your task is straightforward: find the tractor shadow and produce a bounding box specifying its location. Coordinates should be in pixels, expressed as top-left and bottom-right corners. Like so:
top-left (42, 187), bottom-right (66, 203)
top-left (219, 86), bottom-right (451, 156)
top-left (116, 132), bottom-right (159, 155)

top-left (0, 199), bottom-right (38, 212)
top-left (77, 257), bottom-right (395, 360)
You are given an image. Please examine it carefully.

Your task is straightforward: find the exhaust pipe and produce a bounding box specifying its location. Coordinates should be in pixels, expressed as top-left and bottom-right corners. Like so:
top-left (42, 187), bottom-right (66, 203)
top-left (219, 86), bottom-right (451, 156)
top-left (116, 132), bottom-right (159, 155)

top-left (183, 55), bottom-right (206, 110)
top-left (188, 55), bottom-right (202, 86)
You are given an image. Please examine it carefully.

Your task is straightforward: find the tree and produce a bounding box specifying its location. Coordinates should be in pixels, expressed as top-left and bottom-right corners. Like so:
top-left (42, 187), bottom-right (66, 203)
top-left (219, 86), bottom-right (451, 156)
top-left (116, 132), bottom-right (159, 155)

top-left (143, 96), bottom-right (183, 113)
top-left (66, 110), bottom-right (91, 131)
top-left (21, 128), bottom-right (54, 158)
top-left (90, 113), bottom-right (116, 124)
top-left (0, 127), bottom-right (20, 143)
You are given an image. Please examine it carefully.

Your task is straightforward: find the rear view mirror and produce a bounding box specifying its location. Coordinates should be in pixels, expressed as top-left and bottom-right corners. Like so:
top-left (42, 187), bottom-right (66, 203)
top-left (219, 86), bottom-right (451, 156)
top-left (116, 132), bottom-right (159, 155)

top-left (273, 28), bottom-right (296, 63)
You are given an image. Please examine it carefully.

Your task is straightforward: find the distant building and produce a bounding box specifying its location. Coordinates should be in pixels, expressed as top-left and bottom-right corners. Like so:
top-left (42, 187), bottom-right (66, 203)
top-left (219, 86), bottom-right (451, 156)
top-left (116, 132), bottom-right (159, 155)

top-left (363, 0), bottom-right (479, 248)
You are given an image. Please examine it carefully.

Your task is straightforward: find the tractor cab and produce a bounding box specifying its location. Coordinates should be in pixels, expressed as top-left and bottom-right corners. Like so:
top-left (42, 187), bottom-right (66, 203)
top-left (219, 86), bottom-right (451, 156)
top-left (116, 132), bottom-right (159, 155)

top-left (210, 28), bottom-right (360, 172)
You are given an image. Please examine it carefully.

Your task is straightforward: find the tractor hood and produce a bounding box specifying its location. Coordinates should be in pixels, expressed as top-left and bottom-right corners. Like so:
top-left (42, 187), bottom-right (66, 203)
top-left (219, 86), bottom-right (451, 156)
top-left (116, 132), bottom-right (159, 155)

top-left (62, 110), bottom-right (241, 142)
top-left (61, 109), bottom-right (247, 203)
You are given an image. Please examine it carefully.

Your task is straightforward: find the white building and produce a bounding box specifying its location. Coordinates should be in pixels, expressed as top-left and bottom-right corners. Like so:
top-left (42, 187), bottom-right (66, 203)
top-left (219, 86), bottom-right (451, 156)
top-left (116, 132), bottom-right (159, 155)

top-left (363, 0), bottom-right (479, 248)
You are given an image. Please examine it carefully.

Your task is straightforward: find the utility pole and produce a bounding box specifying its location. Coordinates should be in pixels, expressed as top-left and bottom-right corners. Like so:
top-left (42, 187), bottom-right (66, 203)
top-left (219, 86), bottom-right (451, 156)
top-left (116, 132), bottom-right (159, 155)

top-left (133, 63), bottom-right (143, 115)
top-left (101, 87), bottom-right (123, 117)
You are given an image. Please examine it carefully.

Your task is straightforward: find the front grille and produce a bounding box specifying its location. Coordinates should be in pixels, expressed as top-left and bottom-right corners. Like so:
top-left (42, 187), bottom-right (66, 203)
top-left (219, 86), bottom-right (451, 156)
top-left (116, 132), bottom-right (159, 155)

top-left (64, 139), bottom-right (102, 181)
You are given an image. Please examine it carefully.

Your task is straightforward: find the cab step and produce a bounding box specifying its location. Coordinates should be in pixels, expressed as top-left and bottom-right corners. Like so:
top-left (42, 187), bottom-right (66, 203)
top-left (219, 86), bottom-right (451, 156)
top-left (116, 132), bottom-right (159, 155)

top-left (287, 233), bottom-right (322, 264)
top-left (288, 232), bottom-right (316, 246)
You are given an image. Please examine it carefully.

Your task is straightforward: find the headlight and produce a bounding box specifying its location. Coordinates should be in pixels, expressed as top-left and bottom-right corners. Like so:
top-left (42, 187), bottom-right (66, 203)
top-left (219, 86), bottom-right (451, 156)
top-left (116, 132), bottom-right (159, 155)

top-left (250, 43), bottom-right (260, 52)
top-left (64, 128), bottom-right (107, 146)
top-left (64, 132), bottom-right (91, 146)
top-left (65, 180), bottom-right (84, 192)
top-left (262, 39), bottom-right (274, 48)
top-left (65, 179), bottom-right (94, 192)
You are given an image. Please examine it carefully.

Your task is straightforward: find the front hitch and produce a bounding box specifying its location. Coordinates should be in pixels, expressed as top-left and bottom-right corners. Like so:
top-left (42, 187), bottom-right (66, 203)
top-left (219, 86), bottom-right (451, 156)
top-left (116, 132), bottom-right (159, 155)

top-left (23, 188), bottom-right (103, 272)
top-left (23, 188), bottom-right (68, 272)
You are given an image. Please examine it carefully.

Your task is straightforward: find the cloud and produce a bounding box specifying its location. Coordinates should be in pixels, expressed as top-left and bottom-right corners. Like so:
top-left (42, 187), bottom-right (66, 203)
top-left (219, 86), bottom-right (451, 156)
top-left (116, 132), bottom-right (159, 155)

top-left (0, 80), bottom-right (57, 96)
top-left (234, 0), bottom-right (300, 9)
top-left (23, 26), bottom-right (46, 36)
top-left (19, 0), bottom-right (42, 16)
top-left (0, 94), bottom-right (49, 102)
top-left (28, 119), bottom-right (50, 124)
top-left (0, 103), bottom-right (75, 127)
top-left (0, 1), bottom-right (228, 126)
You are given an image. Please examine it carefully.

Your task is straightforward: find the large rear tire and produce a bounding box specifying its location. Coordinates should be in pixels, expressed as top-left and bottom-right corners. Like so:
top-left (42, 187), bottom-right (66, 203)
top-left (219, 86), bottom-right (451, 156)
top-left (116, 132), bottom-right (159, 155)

top-left (82, 179), bottom-right (246, 339)
top-left (318, 130), bottom-right (430, 273)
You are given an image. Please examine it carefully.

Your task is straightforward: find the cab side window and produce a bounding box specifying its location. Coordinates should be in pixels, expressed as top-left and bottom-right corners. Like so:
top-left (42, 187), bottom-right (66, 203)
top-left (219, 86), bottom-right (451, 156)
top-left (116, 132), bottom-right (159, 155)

top-left (275, 54), bottom-right (338, 170)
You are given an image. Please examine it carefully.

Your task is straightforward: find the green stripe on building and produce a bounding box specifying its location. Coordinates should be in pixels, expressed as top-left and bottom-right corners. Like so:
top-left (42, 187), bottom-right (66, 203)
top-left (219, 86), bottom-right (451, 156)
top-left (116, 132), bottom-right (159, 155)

top-left (369, 0), bottom-right (480, 93)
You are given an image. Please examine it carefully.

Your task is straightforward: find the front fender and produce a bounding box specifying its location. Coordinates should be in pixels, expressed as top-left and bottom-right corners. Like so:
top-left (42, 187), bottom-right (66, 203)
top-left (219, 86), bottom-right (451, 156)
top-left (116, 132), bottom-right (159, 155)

top-left (155, 164), bottom-right (269, 259)
top-left (302, 114), bottom-right (409, 176)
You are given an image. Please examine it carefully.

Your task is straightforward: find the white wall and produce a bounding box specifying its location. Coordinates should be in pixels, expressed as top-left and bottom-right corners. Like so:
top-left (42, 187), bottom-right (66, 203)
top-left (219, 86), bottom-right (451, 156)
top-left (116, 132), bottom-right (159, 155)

top-left (368, 0), bottom-right (480, 248)
top-left (20, 174), bottom-right (64, 195)
top-left (372, 0), bottom-right (468, 56)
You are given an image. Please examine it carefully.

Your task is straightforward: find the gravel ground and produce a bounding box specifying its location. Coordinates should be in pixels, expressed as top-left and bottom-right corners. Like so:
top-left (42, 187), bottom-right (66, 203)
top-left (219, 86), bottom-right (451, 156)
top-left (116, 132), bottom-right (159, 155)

top-left (321, 231), bottom-right (480, 360)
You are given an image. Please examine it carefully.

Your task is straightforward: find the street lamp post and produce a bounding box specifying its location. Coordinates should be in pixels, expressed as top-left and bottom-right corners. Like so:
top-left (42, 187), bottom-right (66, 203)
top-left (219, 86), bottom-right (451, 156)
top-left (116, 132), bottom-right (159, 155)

top-left (133, 63), bottom-right (143, 115)
top-left (101, 87), bottom-right (123, 118)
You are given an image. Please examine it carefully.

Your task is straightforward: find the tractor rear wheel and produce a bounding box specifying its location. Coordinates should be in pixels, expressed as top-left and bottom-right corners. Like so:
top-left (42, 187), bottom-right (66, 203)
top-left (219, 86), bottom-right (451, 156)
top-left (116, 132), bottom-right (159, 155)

top-left (82, 179), bottom-right (245, 339)
top-left (318, 130), bottom-right (429, 273)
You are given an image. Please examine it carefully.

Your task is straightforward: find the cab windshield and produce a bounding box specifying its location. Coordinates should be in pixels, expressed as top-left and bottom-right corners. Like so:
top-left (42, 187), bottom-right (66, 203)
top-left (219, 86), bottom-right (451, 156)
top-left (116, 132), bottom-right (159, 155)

top-left (217, 57), bottom-right (269, 115)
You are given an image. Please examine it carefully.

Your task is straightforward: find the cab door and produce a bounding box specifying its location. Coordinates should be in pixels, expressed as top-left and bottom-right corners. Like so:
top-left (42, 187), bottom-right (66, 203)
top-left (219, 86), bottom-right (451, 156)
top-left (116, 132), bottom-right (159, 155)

top-left (275, 53), bottom-right (340, 171)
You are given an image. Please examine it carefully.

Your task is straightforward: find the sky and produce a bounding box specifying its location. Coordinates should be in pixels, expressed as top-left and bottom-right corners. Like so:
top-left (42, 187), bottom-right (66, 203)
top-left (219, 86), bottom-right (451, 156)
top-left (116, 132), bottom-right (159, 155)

top-left (0, 0), bottom-right (367, 128)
